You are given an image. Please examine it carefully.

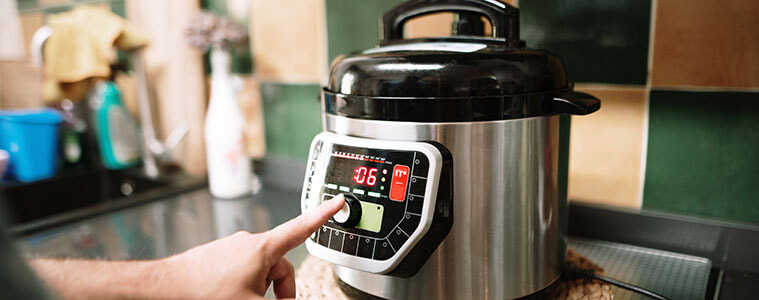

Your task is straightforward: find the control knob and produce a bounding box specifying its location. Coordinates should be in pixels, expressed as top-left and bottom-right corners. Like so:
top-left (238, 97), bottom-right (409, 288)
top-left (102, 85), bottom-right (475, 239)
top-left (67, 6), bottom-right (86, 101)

top-left (333, 193), bottom-right (362, 228)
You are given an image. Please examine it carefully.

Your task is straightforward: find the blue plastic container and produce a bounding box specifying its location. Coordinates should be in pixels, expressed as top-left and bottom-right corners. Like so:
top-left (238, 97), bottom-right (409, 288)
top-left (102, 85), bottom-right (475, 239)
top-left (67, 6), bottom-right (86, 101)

top-left (0, 109), bottom-right (62, 182)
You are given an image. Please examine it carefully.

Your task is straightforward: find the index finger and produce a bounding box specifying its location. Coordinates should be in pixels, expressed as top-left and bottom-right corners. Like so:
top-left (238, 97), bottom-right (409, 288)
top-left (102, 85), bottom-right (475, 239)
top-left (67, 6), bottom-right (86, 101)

top-left (264, 195), bottom-right (345, 257)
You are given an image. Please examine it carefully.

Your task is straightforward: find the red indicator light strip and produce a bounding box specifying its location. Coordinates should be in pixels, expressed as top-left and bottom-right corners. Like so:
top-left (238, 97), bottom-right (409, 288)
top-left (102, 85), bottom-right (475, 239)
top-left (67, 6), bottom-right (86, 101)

top-left (331, 152), bottom-right (391, 164)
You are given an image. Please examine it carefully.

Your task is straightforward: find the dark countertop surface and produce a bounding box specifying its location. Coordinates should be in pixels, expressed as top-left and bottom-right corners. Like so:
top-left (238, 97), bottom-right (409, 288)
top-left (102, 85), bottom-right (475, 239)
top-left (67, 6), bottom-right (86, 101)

top-left (11, 160), bottom-right (759, 299)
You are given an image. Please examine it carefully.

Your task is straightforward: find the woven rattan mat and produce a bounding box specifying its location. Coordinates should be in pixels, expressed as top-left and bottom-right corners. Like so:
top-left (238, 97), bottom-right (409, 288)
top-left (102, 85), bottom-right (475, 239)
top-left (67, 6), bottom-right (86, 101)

top-left (295, 249), bottom-right (613, 300)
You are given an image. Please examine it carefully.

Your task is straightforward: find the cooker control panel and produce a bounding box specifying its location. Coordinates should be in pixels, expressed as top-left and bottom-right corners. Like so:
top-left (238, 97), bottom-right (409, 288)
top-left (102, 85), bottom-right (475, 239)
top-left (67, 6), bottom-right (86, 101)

top-left (301, 132), bottom-right (453, 277)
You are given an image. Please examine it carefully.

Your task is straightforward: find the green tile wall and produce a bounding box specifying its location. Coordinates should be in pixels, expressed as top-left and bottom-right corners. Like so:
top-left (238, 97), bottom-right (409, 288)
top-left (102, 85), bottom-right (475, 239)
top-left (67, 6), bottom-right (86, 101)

top-left (261, 83), bottom-right (323, 160)
top-left (644, 91), bottom-right (759, 224)
top-left (110, 0), bottom-right (125, 18)
top-left (16, 0), bottom-right (37, 11)
top-left (520, 0), bottom-right (651, 85)
top-left (325, 0), bottom-right (403, 63)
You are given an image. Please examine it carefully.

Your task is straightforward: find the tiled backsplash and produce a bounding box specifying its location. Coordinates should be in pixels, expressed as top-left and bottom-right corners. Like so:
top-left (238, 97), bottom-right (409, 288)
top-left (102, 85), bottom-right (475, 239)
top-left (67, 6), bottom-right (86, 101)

top-left (8, 0), bottom-right (758, 224)
top-left (246, 0), bottom-right (758, 225)
top-left (644, 90), bottom-right (759, 224)
top-left (520, 0), bottom-right (652, 85)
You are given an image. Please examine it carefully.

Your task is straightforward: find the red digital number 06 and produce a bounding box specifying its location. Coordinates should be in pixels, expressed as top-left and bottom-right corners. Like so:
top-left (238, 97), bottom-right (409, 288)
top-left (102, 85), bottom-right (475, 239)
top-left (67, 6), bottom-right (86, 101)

top-left (353, 167), bottom-right (378, 186)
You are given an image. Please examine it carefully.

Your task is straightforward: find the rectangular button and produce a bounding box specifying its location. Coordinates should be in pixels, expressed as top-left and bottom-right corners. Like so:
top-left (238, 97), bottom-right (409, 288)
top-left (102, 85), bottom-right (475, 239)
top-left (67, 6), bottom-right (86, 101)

top-left (387, 227), bottom-right (409, 251)
top-left (329, 230), bottom-right (345, 251)
top-left (409, 177), bottom-right (426, 196)
top-left (357, 237), bottom-right (375, 259)
top-left (407, 194), bottom-right (423, 214)
top-left (373, 238), bottom-right (396, 261)
top-left (342, 233), bottom-right (359, 256)
top-left (318, 227), bottom-right (331, 246)
top-left (398, 213), bottom-right (421, 235)
top-left (389, 165), bottom-right (410, 201)
top-left (412, 154), bottom-right (429, 177)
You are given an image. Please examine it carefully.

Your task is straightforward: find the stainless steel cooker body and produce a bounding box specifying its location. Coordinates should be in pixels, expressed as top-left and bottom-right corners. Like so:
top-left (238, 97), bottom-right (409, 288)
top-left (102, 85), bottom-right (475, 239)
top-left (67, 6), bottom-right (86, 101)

top-left (325, 113), bottom-right (568, 299)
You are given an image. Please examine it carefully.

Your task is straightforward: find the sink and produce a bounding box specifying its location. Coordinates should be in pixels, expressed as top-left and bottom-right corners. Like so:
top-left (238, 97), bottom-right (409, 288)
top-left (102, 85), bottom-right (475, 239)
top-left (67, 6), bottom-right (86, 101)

top-left (1, 168), bottom-right (169, 227)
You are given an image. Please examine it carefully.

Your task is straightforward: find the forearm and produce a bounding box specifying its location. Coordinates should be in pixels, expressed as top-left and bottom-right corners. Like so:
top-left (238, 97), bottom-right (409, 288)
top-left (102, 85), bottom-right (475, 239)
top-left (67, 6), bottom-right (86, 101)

top-left (29, 258), bottom-right (176, 300)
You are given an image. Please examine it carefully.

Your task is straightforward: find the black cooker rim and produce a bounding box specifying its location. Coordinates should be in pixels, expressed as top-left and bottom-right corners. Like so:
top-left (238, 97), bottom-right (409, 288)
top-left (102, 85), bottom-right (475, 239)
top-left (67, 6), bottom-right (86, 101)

top-left (321, 84), bottom-right (600, 122)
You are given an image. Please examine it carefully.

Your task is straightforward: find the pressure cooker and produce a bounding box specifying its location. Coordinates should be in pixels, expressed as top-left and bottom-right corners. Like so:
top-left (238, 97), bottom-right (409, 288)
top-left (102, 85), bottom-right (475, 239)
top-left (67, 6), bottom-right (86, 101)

top-left (300, 0), bottom-right (600, 298)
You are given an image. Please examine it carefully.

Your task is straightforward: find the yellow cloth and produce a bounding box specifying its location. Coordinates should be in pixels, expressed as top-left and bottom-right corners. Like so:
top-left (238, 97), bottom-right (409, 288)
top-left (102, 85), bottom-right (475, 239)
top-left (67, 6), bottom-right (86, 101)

top-left (43, 6), bottom-right (148, 102)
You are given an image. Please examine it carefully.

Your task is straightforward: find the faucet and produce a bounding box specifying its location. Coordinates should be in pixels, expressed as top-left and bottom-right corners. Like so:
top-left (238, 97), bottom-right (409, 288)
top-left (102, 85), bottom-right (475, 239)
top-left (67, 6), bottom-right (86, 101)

top-left (130, 50), bottom-right (188, 178)
top-left (31, 26), bottom-right (187, 178)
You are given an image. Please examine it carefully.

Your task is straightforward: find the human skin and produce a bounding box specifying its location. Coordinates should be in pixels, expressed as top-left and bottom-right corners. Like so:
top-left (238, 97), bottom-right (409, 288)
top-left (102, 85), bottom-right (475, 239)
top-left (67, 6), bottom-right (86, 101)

top-left (29, 195), bottom-right (345, 300)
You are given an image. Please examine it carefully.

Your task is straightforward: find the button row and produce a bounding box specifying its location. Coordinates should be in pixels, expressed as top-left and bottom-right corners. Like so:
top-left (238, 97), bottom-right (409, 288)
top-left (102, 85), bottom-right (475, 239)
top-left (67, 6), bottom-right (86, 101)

top-left (315, 226), bottom-right (398, 261)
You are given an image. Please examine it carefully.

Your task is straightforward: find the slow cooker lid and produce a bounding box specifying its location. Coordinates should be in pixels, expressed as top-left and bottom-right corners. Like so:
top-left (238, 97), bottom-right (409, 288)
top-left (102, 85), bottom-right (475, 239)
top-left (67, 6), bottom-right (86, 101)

top-left (323, 0), bottom-right (600, 122)
top-left (326, 37), bottom-right (569, 98)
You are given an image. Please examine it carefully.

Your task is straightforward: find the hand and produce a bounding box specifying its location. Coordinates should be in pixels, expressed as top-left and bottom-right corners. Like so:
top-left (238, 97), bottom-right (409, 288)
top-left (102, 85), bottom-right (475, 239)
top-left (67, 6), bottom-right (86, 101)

top-left (164, 195), bottom-right (345, 299)
top-left (29, 196), bottom-right (345, 300)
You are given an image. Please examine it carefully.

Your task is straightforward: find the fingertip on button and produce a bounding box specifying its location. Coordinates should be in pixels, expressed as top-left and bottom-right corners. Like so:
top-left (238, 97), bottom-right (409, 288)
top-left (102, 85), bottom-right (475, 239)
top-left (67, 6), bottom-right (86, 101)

top-left (333, 193), bottom-right (362, 228)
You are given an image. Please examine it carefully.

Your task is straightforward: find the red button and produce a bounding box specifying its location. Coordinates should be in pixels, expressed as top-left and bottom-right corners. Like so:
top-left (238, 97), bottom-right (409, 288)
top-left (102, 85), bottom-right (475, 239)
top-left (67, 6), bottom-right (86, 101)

top-left (389, 165), bottom-right (410, 201)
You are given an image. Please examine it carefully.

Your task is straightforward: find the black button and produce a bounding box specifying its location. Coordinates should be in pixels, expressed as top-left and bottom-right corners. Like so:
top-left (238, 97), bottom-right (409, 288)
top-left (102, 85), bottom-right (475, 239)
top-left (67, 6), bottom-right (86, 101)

top-left (398, 213), bottom-right (421, 235)
top-left (409, 177), bottom-right (426, 196)
top-left (387, 227), bottom-right (409, 251)
top-left (329, 230), bottom-right (345, 251)
top-left (374, 238), bottom-right (395, 260)
top-left (357, 237), bottom-right (375, 259)
top-left (342, 233), bottom-right (359, 255)
top-left (412, 154), bottom-right (429, 177)
top-left (407, 194), bottom-right (423, 214)
top-left (318, 227), bottom-right (331, 247)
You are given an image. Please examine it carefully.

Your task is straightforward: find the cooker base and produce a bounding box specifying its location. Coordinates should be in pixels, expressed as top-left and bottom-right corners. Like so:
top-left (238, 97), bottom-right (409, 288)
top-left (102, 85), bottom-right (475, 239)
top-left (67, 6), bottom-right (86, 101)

top-left (335, 274), bottom-right (562, 300)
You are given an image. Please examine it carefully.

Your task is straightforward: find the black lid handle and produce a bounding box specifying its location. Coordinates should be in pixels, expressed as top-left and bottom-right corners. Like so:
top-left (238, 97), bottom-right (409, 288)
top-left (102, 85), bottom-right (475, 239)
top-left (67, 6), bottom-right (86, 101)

top-left (551, 92), bottom-right (601, 115)
top-left (381, 0), bottom-right (521, 46)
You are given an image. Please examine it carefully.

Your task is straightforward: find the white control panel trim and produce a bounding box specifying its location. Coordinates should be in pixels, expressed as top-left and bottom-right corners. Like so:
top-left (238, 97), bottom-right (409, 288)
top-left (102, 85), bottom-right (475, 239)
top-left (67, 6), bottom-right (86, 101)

top-left (301, 132), bottom-right (443, 274)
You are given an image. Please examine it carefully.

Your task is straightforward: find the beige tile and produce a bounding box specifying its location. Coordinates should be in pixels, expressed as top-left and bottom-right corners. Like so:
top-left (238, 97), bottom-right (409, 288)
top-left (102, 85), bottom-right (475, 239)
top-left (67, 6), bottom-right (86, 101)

top-left (251, 0), bottom-right (326, 82)
top-left (568, 85), bottom-right (647, 209)
top-left (404, 0), bottom-right (517, 39)
top-left (236, 75), bottom-right (266, 159)
top-left (38, 0), bottom-right (72, 5)
top-left (405, 13), bottom-right (454, 39)
top-left (0, 61), bottom-right (44, 109)
top-left (19, 13), bottom-right (45, 60)
top-left (651, 0), bottom-right (759, 89)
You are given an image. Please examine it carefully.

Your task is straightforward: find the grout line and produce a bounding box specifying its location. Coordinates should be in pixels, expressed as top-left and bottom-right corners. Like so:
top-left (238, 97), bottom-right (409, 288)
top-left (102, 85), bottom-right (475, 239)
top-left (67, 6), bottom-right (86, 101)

top-left (638, 84), bottom-right (651, 209)
top-left (574, 83), bottom-right (647, 90)
top-left (317, 0), bottom-right (329, 87)
top-left (649, 85), bottom-right (759, 93)
top-left (638, 0), bottom-right (659, 209)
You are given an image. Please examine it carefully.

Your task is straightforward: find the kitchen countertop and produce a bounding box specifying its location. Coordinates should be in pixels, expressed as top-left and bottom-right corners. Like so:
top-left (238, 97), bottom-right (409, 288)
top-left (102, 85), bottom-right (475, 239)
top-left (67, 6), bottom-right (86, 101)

top-left (17, 186), bottom-right (311, 265)
top-left (12, 159), bottom-right (759, 299)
